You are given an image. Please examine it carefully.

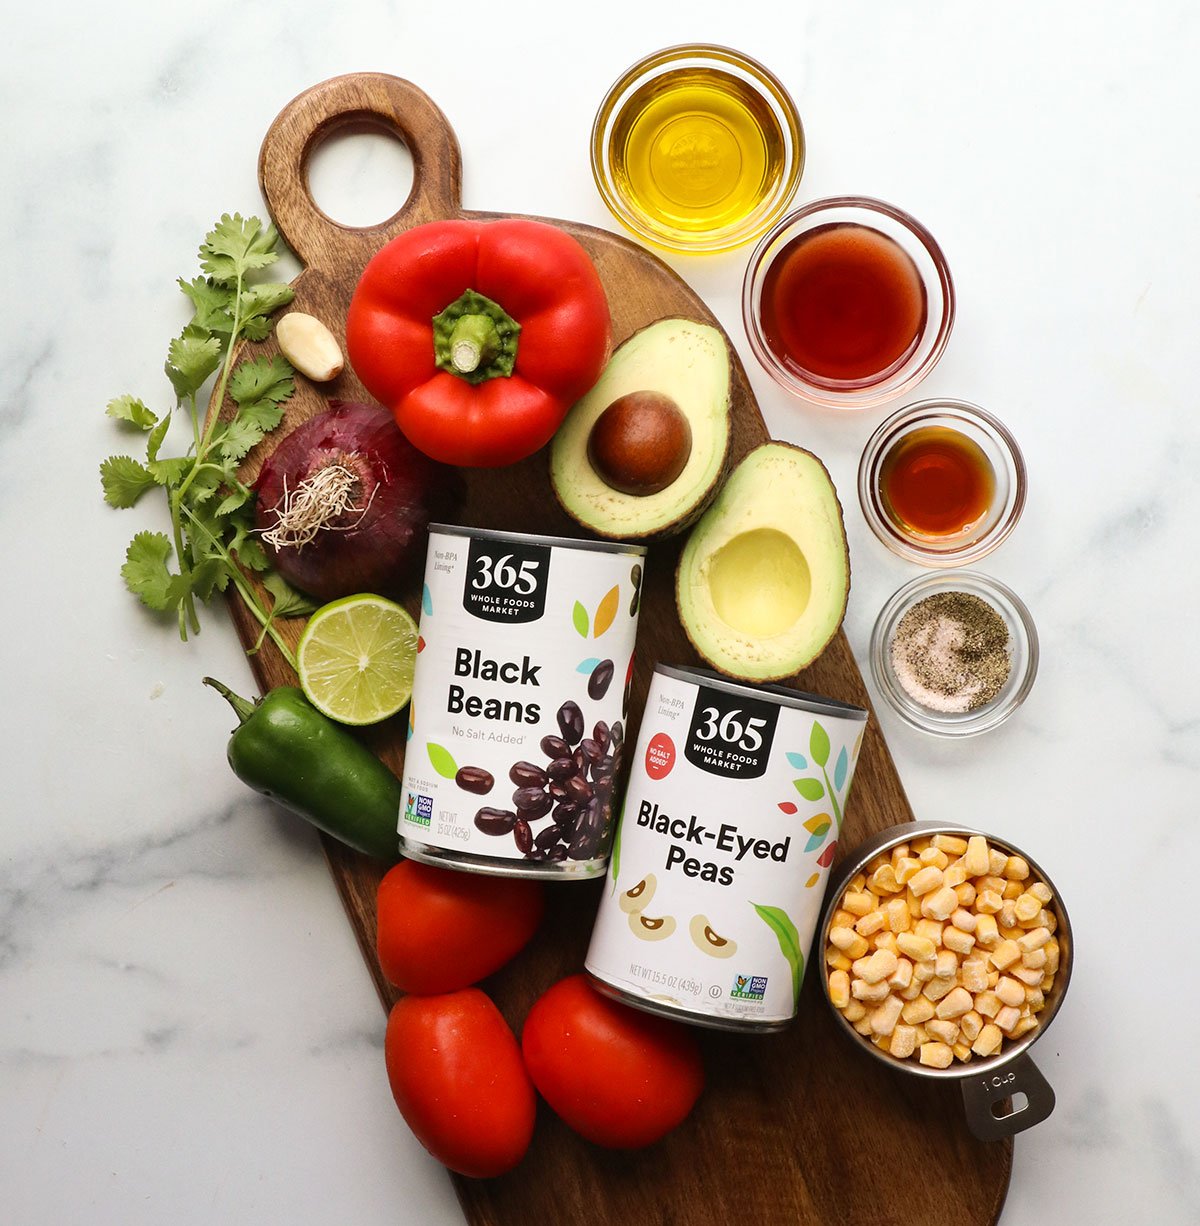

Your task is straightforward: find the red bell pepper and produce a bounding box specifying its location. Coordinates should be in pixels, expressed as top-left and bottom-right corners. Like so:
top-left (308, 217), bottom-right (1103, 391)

top-left (345, 218), bottom-right (611, 468)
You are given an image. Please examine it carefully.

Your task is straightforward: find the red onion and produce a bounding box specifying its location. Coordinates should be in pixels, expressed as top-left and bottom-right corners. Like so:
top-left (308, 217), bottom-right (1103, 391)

top-left (254, 400), bottom-right (463, 602)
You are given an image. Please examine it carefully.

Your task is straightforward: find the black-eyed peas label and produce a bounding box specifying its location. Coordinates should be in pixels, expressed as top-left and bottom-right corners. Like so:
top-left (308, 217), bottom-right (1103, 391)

top-left (463, 535), bottom-right (551, 624)
top-left (684, 683), bottom-right (779, 780)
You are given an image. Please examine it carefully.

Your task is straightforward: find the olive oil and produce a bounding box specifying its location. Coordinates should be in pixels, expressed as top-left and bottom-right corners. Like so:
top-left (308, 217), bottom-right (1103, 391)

top-left (609, 67), bottom-right (788, 236)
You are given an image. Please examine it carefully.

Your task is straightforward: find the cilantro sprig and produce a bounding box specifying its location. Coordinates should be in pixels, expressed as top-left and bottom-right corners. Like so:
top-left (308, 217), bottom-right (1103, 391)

top-left (101, 214), bottom-right (315, 665)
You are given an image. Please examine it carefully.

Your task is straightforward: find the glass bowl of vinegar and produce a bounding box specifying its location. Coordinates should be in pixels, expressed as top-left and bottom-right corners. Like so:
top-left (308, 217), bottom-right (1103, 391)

top-left (742, 196), bottom-right (955, 409)
top-left (591, 45), bottom-right (805, 253)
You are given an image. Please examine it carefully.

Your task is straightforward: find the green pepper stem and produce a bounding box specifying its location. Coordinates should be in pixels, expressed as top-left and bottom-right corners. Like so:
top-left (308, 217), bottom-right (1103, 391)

top-left (447, 314), bottom-right (500, 375)
top-left (203, 676), bottom-right (257, 724)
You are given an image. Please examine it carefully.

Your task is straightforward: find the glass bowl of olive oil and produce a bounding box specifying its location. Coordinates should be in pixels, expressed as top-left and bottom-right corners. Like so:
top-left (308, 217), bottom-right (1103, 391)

top-left (591, 45), bottom-right (805, 253)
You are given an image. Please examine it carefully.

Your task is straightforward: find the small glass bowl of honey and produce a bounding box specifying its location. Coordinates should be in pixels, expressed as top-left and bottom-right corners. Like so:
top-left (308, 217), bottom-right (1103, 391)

top-left (742, 196), bottom-right (955, 409)
top-left (590, 44), bottom-right (805, 253)
top-left (858, 399), bottom-right (1027, 566)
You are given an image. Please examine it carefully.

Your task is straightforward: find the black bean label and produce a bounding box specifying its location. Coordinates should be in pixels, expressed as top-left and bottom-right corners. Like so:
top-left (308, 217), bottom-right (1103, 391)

top-left (463, 537), bottom-right (551, 624)
top-left (684, 684), bottom-right (779, 780)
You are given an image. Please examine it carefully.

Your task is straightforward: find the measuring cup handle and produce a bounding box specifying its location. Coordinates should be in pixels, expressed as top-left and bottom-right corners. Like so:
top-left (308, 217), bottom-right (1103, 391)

top-left (258, 72), bottom-right (463, 270)
top-left (960, 1052), bottom-right (1056, 1141)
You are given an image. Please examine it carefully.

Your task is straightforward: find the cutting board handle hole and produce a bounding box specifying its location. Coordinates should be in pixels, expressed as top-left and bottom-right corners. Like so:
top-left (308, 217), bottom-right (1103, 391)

top-left (306, 127), bottom-right (415, 230)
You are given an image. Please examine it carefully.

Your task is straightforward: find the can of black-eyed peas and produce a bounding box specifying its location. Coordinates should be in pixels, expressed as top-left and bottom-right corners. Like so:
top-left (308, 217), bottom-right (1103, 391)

top-left (585, 664), bottom-right (867, 1030)
top-left (399, 525), bottom-right (645, 878)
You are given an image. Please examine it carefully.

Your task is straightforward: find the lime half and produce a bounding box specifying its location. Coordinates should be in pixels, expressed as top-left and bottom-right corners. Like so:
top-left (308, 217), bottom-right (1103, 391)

top-left (296, 594), bottom-right (417, 725)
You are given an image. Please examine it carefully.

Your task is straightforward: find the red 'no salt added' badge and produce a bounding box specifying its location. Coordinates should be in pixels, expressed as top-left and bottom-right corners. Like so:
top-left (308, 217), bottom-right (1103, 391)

top-left (645, 733), bottom-right (675, 780)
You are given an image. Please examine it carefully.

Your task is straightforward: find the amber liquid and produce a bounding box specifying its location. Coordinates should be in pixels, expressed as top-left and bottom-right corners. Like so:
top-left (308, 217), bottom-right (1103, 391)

top-left (610, 67), bottom-right (787, 235)
top-left (759, 222), bottom-right (927, 383)
top-left (879, 426), bottom-right (996, 539)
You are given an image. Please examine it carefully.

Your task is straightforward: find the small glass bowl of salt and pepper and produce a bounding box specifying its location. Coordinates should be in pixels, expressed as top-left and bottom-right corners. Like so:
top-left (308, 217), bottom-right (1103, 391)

top-left (858, 400), bottom-right (1035, 737)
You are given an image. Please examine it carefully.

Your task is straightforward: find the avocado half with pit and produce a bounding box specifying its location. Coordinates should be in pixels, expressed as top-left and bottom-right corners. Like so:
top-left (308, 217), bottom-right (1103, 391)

top-left (550, 318), bottom-right (732, 540)
top-left (676, 442), bottom-right (850, 682)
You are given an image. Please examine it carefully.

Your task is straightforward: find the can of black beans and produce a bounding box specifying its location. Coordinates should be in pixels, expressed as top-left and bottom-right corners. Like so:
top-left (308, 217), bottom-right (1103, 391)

top-left (586, 665), bottom-right (867, 1030)
top-left (399, 525), bottom-right (645, 878)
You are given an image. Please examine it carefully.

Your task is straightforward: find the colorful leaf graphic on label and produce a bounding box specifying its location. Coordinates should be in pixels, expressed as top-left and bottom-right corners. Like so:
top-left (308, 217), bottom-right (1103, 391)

top-left (794, 777), bottom-right (825, 801)
top-left (426, 742), bottom-right (458, 779)
top-left (577, 657), bottom-right (602, 674)
top-left (834, 745), bottom-right (849, 792)
top-left (593, 585), bottom-right (620, 637)
top-left (786, 752), bottom-right (808, 770)
top-left (417, 636), bottom-right (426, 654)
top-left (609, 801), bottom-right (625, 894)
top-left (803, 814), bottom-right (832, 852)
top-left (407, 700), bottom-right (415, 742)
top-left (572, 600), bottom-right (589, 638)
top-left (751, 903), bottom-right (804, 1006)
top-left (817, 840), bottom-right (838, 868)
top-left (421, 583), bottom-right (432, 616)
top-left (805, 873), bottom-right (820, 889)
top-left (778, 801), bottom-right (798, 815)
top-left (810, 721), bottom-right (830, 768)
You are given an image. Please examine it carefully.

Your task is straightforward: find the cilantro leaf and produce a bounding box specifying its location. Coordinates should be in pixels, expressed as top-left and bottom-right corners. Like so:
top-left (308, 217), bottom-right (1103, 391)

top-left (200, 214), bottom-right (279, 285)
top-left (165, 325), bottom-right (222, 400)
top-left (217, 415), bottom-right (270, 463)
top-left (106, 395), bottom-right (158, 430)
top-left (101, 455), bottom-right (157, 508)
top-left (188, 557), bottom-right (227, 601)
top-left (229, 354), bottom-right (294, 406)
top-left (148, 456), bottom-right (192, 487)
top-left (263, 572), bottom-right (318, 620)
top-left (178, 276), bottom-right (235, 333)
top-left (121, 531), bottom-right (182, 610)
top-left (215, 484), bottom-right (252, 518)
top-left (240, 282), bottom-right (295, 324)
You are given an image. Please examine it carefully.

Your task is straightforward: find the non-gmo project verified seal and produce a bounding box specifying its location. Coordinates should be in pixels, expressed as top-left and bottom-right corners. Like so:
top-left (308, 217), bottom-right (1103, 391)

top-left (404, 792), bottom-right (434, 827)
top-left (730, 974), bottom-right (768, 1001)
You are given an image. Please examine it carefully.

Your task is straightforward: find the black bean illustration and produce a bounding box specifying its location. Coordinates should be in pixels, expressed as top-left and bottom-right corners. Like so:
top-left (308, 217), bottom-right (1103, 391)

top-left (513, 818), bottom-right (533, 854)
top-left (455, 766), bottom-right (494, 795)
top-left (534, 825), bottom-right (562, 852)
top-left (513, 786), bottom-right (552, 819)
top-left (553, 801), bottom-right (579, 827)
top-left (540, 735), bottom-right (570, 760)
top-left (509, 760), bottom-right (549, 788)
top-left (474, 807), bottom-right (516, 836)
top-left (593, 720), bottom-right (610, 751)
top-left (587, 659), bottom-right (615, 701)
top-left (565, 775), bottom-right (593, 804)
top-left (547, 756), bottom-right (578, 782)
top-left (579, 738), bottom-right (603, 765)
top-left (610, 721), bottom-right (624, 751)
top-left (547, 845), bottom-right (569, 862)
top-left (557, 700), bottom-right (585, 745)
top-left (631, 563), bottom-right (642, 590)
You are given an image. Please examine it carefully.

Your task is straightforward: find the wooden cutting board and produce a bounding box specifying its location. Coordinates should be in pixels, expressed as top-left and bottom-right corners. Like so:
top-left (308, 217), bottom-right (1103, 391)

top-left (218, 72), bottom-right (1012, 1225)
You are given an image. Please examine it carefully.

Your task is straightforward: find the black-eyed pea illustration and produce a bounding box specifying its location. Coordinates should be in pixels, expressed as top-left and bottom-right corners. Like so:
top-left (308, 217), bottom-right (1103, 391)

top-left (689, 915), bottom-right (738, 959)
top-left (628, 912), bottom-right (676, 941)
top-left (618, 873), bottom-right (657, 914)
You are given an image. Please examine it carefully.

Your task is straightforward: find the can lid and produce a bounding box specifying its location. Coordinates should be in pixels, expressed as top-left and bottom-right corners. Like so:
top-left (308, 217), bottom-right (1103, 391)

top-left (655, 663), bottom-right (868, 721)
top-left (428, 523), bottom-right (647, 557)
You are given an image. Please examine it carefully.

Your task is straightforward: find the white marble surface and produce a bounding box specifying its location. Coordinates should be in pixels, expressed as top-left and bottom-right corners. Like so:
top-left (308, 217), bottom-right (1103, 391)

top-left (3, 2), bottom-right (1198, 1222)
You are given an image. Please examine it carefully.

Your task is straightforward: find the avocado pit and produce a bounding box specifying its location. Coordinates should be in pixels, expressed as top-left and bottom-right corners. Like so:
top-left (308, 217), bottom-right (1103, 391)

top-left (587, 391), bottom-right (693, 496)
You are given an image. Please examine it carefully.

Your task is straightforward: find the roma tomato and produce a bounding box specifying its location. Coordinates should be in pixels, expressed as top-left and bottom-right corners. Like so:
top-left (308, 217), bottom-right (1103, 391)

top-left (385, 989), bottom-right (535, 1178)
top-left (520, 973), bottom-right (705, 1149)
top-left (375, 859), bottom-right (544, 994)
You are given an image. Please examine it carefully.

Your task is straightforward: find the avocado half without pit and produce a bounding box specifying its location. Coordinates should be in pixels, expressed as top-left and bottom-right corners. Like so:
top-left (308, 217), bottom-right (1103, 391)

top-left (675, 442), bottom-right (850, 682)
top-left (550, 318), bottom-right (732, 540)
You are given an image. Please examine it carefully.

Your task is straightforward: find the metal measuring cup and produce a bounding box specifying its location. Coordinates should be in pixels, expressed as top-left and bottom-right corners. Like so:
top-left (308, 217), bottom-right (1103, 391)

top-left (818, 821), bottom-right (1073, 1140)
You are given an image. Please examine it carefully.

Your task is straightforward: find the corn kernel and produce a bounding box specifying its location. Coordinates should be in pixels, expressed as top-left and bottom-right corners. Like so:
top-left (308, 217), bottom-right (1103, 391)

top-left (974, 990), bottom-right (1002, 1018)
top-left (855, 910), bottom-right (886, 937)
top-left (901, 997), bottom-right (936, 1025)
top-left (1004, 855), bottom-right (1030, 881)
top-left (894, 856), bottom-right (922, 885)
top-left (854, 1013), bottom-right (876, 1036)
top-left (995, 976), bottom-right (1025, 1008)
top-left (1014, 892), bottom-right (1042, 923)
top-left (998, 900), bottom-right (1018, 930)
top-left (919, 1041), bottom-right (954, 1069)
top-left (977, 875), bottom-right (1007, 896)
top-left (922, 886), bottom-right (960, 922)
top-left (912, 960), bottom-right (936, 983)
top-left (990, 939), bottom-right (1021, 970)
top-left (910, 837), bottom-right (932, 854)
top-left (849, 872), bottom-right (867, 892)
top-left (843, 999), bottom-right (867, 1022)
top-left (943, 862), bottom-right (968, 888)
top-left (888, 957), bottom-right (914, 991)
top-left (843, 890), bottom-right (875, 917)
top-left (926, 1018), bottom-right (960, 1045)
top-left (870, 994), bottom-right (905, 1037)
top-left (964, 835), bottom-right (990, 877)
top-left (1010, 1015), bottom-right (1040, 1040)
top-left (829, 970), bottom-right (850, 1009)
top-left (919, 846), bottom-right (950, 870)
top-left (959, 1010), bottom-right (984, 1042)
top-left (955, 882), bottom-right (978, 907)
top-left (1002, 880), bottom-right (1023, 900)
top-left (1044, 939), bottom-right (1060, 975)
top-left (975, 889), bottom-right (1003, 915)
top-left (824, 948), bottom-right (852, 972)
top-left (852, 948), bottom-right (898, 984)
top-left (1013, 965), bottom-right (1044, 987)
top-left (890, 1024), bottom-right (917, 1059)
top-left (1037, 909), bottom-right (1058, 933)
top-left (950, 907), bottom-right (978, 933)
top-left (866, 854), bottom-right (889, 874)
top-left (988, 848), bottom-right (1010, 877)
top-left (869, 864), bottom-right (902, 895)
top-left (1017, 926), bottom-right (1051, 954)
top-left (932, 833), bottom-right (969, 856)
top-left (1028, 881), bottom-right (1053, 904)
top-left (943, 926), bottom-right (976, 956)
top-left (872, 931), bottom-right (899, 954)
top-left (900, 981), bottom-right (923, 1001)
top-left (908, 865), bottom-right (944, 897)
top-left (912, 1024), bottom-right (930, 1045)
top-left (914, 919), bottom-right (945, 944)
top-left (1024, 987), bottom-right (1045, 1011)
top-left (1022, 946), bottom-right (1047, 970)
top-left (830, 908), bottom-right (856, 929)
top-left (889, 842), bottom-right (911, 865)
top-left (935, 949), bottom-right (959, 979)
top-left (971, 1023), bottom-right (1003, 1056)
top-left (952, 1042), bottom-right (974, 1063)
top-left (885, 898), bottom-right (911, 933)
top-left (829, 927), bottom-right (870, 958)
top-left (995, 1004), bottom-right (1021, 1033)
top-left (897, 932), bottom-right (937, 962)
top-left (922, 975), bottom-right (957, 1003)
top-left (936, 986), bottom-right (974, 1019)
top-left (961, 958), bottom-right (989, 992)
top-left (851, 978), bottom-right (890, 1003)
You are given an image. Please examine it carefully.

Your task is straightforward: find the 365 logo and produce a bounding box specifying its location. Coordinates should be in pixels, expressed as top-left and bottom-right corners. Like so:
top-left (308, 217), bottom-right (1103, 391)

top-left (685, 683), bottom-right (779, 779)
top-left (463, 537), bottom-right (550, 623)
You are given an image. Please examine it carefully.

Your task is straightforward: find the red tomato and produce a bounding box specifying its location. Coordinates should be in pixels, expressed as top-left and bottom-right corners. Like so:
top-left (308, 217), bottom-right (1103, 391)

top-left (385, 989), bottom-right (535, 1178)
top-left (376, 859), bottom-right (544, 994)
top-left (520, 974), bottom-right (705, 1149)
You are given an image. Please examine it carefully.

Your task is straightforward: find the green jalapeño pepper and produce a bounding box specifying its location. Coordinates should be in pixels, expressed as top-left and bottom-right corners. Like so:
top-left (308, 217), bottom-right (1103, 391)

top-left (204, 677), bottom-right (401, 863)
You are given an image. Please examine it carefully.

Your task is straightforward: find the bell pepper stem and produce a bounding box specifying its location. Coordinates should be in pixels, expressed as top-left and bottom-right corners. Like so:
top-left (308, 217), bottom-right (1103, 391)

top-left (447, 314), bottom-right (500, 375)
top-left (203, 676), bottom-right (258, 724)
